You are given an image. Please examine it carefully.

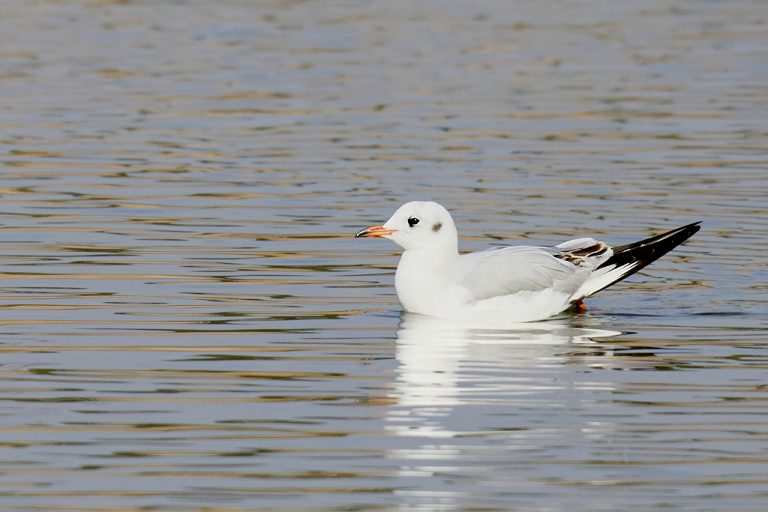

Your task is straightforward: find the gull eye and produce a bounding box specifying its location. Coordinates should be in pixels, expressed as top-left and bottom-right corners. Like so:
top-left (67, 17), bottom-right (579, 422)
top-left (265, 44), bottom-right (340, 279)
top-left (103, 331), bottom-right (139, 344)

top-left (407, 217), bottom-right (420, 227)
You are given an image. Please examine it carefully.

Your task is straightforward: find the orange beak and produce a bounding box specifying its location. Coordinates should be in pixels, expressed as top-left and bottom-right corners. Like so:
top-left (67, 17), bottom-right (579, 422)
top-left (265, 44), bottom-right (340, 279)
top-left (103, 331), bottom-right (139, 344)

top-left (354, 225), bottom-right (395, 238)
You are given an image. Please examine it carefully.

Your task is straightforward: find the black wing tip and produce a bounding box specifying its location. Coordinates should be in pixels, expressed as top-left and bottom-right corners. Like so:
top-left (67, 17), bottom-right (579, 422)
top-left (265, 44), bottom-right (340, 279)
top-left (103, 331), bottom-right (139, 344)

top-left (609, 221), bottom-right (701, 256)
top-left (594, 220), bottom-right (701, 287)
top-left (676, 220), bottom-right (702, 239)
top-left (660, 220), bottom-right (702, 235)
top-left (579, 221), bottom-right (701, 298)
top-left (683, 220), bottom-right (702, 231)
top-left (676, 221), bottom-right (702, 242)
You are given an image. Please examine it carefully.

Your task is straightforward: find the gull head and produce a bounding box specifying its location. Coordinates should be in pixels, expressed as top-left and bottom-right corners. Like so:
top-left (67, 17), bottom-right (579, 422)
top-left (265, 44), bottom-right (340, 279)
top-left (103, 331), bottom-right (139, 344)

top-left (355, 201), bottom-right (458, 252)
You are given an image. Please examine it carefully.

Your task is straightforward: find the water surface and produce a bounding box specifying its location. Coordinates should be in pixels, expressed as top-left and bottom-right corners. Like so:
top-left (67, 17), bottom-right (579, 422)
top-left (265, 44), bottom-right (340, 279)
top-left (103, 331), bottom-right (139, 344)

top-left (0, 1), bottom-right (766, 510)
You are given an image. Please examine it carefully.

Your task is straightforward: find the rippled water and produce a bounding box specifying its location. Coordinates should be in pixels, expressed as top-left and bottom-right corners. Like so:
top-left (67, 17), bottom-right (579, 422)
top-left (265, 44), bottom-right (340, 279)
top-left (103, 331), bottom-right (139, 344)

top-left (0, 1), bottom-right (766, 510)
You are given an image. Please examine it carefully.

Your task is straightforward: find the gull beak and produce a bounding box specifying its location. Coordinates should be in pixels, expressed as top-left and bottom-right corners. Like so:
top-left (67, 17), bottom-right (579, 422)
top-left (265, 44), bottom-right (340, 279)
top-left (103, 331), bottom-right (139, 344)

top-left (355, 225), bottom-right (395, 238)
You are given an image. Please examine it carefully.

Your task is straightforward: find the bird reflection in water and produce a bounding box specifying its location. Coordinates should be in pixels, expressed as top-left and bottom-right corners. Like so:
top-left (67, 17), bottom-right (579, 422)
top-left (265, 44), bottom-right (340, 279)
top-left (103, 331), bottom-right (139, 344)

top-left (389, 312), bottom-right (622, 429)
top-left (384, 313), bottom-right (624, 508)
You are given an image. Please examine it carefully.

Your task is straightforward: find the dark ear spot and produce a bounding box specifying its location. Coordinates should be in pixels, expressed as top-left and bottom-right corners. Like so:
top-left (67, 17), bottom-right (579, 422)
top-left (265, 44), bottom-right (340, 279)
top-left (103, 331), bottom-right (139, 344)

top-left (432, 222), bottom-right (442, 232)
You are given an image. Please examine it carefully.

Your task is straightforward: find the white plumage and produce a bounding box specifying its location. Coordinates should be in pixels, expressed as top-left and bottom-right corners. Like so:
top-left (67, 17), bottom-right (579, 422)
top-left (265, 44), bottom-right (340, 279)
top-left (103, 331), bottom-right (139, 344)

top-left (355, 201), bottom-right (699, 324)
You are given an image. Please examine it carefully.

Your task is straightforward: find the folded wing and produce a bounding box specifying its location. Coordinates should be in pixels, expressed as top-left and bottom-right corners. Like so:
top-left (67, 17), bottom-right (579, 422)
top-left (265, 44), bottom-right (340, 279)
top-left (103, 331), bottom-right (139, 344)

top-left (456, 222), bottom-right (699, 306)
top-left (458, 246), bottom-right (583, 302)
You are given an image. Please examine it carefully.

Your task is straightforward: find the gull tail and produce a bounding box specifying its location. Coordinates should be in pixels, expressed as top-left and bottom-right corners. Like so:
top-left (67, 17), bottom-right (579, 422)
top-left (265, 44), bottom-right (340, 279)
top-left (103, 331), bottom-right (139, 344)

top-left (574, 221), bottom-right (701, 300)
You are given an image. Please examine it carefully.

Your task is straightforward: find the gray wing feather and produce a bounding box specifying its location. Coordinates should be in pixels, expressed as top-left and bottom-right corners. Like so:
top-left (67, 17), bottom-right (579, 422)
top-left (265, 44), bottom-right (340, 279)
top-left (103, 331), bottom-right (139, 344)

top-left (458, 247), bottom-right (579, 301)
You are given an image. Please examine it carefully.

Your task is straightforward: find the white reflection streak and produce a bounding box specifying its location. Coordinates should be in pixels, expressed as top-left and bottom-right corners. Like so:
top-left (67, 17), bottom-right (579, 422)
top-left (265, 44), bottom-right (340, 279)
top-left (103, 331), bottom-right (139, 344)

top-left (389, 313), bottom-right (621, 432)
top-left (386, 313), bottom-right (621, 510)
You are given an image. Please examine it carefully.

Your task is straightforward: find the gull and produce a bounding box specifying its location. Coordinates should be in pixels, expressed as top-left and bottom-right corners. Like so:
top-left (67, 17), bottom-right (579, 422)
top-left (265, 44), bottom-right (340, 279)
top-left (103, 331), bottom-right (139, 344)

top-left (355, 201), bottom-right (700, 323)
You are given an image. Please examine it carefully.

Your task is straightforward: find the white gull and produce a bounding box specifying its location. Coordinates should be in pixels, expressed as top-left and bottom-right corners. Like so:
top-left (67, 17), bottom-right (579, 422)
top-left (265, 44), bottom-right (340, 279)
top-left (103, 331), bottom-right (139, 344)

top-left (355, 201), bottom-right (700, 323)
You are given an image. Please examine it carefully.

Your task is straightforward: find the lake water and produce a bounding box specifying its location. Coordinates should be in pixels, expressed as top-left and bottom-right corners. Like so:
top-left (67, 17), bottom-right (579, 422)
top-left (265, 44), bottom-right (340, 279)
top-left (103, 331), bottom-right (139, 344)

top-left (0, 1), bottom-right (766, 510)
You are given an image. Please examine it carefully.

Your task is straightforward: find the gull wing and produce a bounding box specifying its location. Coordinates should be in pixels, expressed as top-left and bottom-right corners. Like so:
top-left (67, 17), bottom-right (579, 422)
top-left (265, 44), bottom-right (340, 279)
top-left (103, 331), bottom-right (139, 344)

top-left (457, 246), bottom-right (581, 302)
top-left (574, 221), bottom-right (701, 299)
